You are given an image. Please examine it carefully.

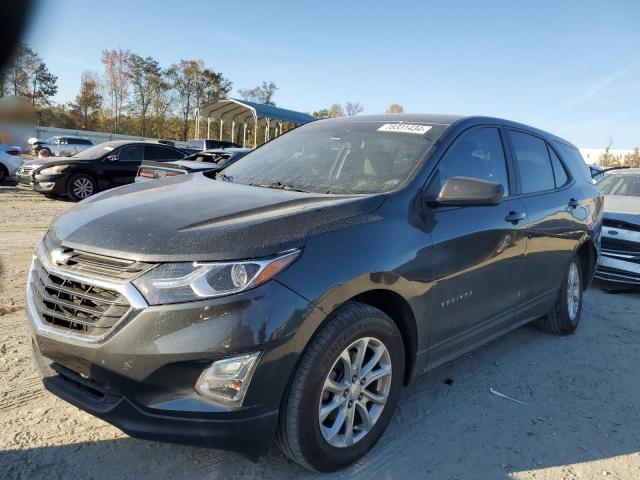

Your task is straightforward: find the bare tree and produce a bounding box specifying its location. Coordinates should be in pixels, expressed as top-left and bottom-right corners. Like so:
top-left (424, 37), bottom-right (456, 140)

top-left (385, 103), bottom-right (404, 113)
top-left (238, 81), bottom-right (277, 106)
top-left (345, 101), bottom-right (364, 116)
top-left (128, 53), bottom-right (163, 136)
top-left (102, 48), bottom-right (130, 133)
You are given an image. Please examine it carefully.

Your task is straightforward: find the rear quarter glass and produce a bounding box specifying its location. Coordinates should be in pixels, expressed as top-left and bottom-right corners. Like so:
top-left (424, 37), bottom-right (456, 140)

top-left (552, 141), bottom-right (592, 184)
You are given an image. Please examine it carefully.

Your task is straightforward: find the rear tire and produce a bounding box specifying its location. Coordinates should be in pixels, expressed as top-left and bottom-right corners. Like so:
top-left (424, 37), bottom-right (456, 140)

top-left (539, 255), bottom-right (583, 335)
top-left (66, 173), bottom-right (96, 201)
top-left (278, 302), bottom-right (405, 472)
top-left (0, 164), bottom-right (7, 182)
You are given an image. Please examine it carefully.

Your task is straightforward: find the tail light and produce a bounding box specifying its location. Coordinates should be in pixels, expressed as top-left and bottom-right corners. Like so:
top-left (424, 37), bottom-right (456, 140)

top-left (164, 171), bottom-right (181, 177)
top-left (139, 169), bottom-right (157, 179)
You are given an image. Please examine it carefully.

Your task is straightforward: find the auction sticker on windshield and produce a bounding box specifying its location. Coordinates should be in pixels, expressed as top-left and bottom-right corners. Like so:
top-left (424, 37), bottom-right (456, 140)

top-left (377, 123), bottom-right (432, 134)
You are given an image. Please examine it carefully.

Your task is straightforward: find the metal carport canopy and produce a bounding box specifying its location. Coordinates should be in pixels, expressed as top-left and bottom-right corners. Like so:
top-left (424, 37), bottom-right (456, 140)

top-left (196, 98), bottom-right (316, 147)
top-left (200, 98), bottom-right (316, 125)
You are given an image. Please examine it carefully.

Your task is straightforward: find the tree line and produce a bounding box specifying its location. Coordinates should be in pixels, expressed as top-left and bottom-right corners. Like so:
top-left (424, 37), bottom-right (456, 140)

top-left (0, 44), bottom-right (407, 142)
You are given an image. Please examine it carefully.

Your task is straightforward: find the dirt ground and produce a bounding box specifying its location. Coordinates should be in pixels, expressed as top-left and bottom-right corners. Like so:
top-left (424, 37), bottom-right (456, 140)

top-left (1, 185), bottom-right (640, 480)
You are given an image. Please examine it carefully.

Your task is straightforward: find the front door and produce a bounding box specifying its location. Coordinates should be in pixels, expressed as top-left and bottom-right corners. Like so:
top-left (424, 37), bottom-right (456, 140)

top-left (103, 144), bottom-right (145, 187)
top-left (425, 126), bottom-right (529, 364)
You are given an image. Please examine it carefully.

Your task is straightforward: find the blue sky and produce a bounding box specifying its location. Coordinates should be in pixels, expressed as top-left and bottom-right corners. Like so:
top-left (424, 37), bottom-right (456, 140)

top-left (23, 0), bottom-right (640, 147)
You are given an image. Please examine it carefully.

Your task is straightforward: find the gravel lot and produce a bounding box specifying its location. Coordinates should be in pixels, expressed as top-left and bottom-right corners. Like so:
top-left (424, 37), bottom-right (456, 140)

top-left (1, 185), bottom-right (640, 480)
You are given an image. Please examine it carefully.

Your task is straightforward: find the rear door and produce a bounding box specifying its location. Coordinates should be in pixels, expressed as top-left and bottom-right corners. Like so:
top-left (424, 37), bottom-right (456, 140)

top-left (104, 144), bottom-right (145, 187)
top-left (426, 126), bottom-right (529, 362)
top-left (507, 129), bottom-right (581, 319)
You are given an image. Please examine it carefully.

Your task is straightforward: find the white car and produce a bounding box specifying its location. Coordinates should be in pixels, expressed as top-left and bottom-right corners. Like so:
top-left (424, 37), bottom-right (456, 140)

top-left (0, 144), bottom-right (23, 182)
top-left (27, 136), bottom-right (95, 158)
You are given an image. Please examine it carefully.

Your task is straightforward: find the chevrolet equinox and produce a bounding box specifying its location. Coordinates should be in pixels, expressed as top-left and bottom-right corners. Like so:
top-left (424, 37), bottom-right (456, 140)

top-left (27, 114), bottom-right (602, 471)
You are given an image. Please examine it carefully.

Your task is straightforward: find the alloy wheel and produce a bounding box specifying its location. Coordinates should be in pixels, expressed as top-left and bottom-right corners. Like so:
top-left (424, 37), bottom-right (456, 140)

top-left (567, 262), bottom-right (580, 321)
top-left (73, 177), bottom-right (94, 199)
top-left (318, 337), bottom-right (392, 448)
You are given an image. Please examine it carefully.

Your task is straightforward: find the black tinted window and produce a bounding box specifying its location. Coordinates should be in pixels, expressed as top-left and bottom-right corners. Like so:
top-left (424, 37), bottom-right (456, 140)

top-left (117, 145), bottom-right (144, 161)
top-left (428, 127), bottom-right (509, 196)
top-left (145, 145), bottom-right (183, 160)
top-left (76, 139), bottom-right (92, 145)
top-left (552, 141), bottom-right (591, 183)
top-left (510, 131), bottom-right (555, 193)
top-left (549, 146), bottom-right (569, 187)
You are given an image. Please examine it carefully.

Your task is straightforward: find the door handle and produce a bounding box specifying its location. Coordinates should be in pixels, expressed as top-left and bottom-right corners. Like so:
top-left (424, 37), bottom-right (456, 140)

top-left (568, 198), bottom-right (579, 208)
top-left (505, 211), bottom-right (527, 223)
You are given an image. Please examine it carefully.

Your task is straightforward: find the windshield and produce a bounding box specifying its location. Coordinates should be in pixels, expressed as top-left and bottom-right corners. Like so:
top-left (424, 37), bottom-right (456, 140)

top-left (72, 143), bottom-right (117, 160)
top-left (597, 174), bottom-right (640, 197)
top-left (221, 120), bottom-right (446, 194)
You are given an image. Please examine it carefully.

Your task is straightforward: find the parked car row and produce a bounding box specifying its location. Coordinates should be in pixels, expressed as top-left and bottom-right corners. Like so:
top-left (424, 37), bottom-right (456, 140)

top-left (25, 114), bottom-right (605, 471)
top-left (17, 140), bottom-right (189, 200)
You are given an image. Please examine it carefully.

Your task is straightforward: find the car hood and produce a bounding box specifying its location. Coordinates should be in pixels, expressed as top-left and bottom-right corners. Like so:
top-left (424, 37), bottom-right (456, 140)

top-left (603, 195), bottom-right (640, 225)
top-left (50, 173), bottom-right (385, 262)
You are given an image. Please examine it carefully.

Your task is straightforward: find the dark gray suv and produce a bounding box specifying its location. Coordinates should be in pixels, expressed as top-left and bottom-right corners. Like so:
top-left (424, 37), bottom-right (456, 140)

top-left (26, 114), bottom-right (602, 471)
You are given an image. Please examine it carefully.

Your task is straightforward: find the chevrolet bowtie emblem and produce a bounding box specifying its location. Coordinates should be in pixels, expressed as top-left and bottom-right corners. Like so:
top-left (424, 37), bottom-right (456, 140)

top-left (50, 248), bottom-right (72, 266)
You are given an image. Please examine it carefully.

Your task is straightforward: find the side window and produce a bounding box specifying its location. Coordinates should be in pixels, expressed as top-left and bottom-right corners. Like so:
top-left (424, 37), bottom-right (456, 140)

top-left (117, 145), bottom-right (145, 161)
top-left (77, 139), bottom-right (92, 145)
top-left (428, 127), bottom-right (510, 196)
top-left (548, 146), bottom-right (569, 187)
top-left (552, 141), bottom-right (592, 184)
top-left (510, 131), bottom-right (555, 193)
top-left (59, 138), bottom-right (68, 145)
top-left (145, 145), bottom-right (183, 161)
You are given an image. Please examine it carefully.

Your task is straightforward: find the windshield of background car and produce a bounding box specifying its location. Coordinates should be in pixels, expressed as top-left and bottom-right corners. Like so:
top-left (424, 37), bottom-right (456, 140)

top-left (72, 143), bottom-right (119, 160)
top-left (597, 173), bottom-right (640, 197)
top-left (221, 120), bottom-right (447, 194)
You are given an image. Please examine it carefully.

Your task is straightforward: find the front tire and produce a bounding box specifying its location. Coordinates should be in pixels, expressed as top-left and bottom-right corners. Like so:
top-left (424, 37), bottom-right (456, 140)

top-left (539, 255), bottom-right (583, 334)
top-left (66, 173), bottom-right (96, 201)
top-left (278, 302), bottom-right (405, 472)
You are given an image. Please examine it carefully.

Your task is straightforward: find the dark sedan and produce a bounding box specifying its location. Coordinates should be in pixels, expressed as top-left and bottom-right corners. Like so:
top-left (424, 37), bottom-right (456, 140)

top-left (595, 168), bottom-right (640, 286)
top-left (17, 141), bottom-right (187, 200)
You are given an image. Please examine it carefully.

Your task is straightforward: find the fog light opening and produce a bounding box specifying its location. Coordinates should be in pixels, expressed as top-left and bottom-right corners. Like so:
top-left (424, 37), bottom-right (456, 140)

top-left (195, 351), bottom-right (262, 406)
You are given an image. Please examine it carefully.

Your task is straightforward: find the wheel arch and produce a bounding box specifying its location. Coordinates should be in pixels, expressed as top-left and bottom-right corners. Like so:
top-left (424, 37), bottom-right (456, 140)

top-left (575, 239), bottom-right (597, 290)
top-left (347, 289), bottom-right (418, 385)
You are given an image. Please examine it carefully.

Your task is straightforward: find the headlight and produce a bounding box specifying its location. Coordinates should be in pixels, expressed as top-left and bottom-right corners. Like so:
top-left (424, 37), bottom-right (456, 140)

top-left (195, 351), bottom-right (261, 405)
top-left (39, 165), bottom-right (68, 175)
top-left (132, 249), bottom-right (300, 305)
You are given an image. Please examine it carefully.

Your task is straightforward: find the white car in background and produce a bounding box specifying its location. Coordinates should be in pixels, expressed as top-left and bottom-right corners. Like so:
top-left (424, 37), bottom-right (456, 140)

top-left (0, 144), bottom-right (23, 182)
top-left (27, 136), bottom-right (95, 158)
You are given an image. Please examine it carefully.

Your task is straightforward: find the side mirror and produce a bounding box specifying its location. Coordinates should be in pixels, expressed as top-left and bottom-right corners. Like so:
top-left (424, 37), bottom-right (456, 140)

top-left (430, 176), bottom-right (504, 206)
top-left (106, 154), bottom-right (119, 162)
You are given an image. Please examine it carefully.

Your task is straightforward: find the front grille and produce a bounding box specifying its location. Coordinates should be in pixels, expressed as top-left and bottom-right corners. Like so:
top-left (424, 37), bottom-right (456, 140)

top-left (30, 257), bottom-right (131, 337)
top-left (43, 233), bottom-right (154, 281)
top-left (19, 164), bottom-right (39, 174)
top-left (596, 265), bottom-right (640, 282)
top-left (603, 218), bottom-right (640, 233)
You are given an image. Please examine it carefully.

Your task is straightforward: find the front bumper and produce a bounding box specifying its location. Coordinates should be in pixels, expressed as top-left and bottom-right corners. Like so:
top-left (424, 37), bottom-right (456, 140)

top-left (26, 254), bottom-right (315, 455)
top-left (32, 341), bottom-right (278, 455)
top-left (595, 225), bottom-right (640, 286)
top-left (16, 173), bottom-right (65, 193)
top-left (595, 250), bottom-right (640, 285)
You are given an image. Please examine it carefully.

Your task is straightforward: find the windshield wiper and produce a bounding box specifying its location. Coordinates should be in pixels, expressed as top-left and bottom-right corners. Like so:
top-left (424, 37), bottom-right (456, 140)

top-left (250, 181), bottom-right (310, 193)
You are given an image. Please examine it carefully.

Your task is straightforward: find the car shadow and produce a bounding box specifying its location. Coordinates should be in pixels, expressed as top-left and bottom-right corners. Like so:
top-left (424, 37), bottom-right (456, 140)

top-left (2, 288), bottom-right (639, 479)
